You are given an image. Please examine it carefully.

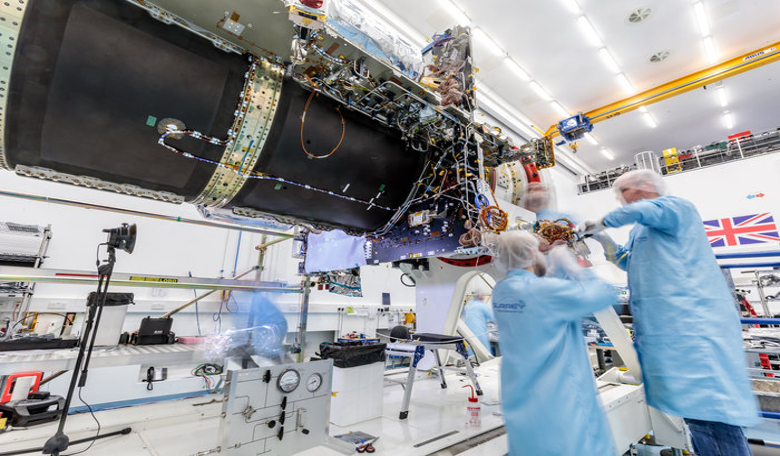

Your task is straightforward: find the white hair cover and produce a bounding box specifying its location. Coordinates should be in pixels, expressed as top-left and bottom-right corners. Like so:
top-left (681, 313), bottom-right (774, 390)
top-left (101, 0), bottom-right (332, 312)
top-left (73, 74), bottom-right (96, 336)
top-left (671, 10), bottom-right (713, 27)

top-left (491, 230), bottom-right (540, 272)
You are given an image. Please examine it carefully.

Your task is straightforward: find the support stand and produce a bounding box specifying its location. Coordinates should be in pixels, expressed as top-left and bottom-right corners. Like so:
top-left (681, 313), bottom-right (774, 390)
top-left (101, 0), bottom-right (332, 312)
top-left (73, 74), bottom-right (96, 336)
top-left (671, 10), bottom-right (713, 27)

top-left (41, 247), bottom-right (124, 455)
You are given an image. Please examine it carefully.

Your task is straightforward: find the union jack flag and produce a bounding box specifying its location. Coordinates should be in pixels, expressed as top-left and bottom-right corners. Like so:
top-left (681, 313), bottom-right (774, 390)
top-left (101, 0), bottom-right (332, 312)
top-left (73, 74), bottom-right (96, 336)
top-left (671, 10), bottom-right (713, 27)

top-left (703, 213), bottom-right (780, 247)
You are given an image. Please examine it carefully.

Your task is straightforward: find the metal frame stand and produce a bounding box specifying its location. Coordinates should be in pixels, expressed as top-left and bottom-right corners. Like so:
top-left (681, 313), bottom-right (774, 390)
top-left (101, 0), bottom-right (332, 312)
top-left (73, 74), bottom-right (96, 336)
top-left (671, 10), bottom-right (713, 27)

top-left (388, 339), bottom-right (482, 420)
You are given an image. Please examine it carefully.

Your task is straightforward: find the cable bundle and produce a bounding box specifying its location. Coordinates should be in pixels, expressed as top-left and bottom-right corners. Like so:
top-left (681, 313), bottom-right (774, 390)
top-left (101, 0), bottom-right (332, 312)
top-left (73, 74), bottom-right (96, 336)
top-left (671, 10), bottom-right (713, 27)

top-left (192, 363), bottom-right (224, 391)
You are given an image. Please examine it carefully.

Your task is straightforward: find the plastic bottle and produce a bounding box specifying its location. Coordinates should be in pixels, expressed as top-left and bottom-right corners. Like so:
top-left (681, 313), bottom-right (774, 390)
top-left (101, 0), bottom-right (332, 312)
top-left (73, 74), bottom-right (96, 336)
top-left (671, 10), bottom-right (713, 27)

top-left (462, 385), bottom-right (481, 429)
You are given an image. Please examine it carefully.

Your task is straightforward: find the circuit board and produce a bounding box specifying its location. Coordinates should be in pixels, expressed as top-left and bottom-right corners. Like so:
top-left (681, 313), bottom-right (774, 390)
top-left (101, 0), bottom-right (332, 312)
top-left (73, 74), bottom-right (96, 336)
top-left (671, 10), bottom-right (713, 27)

top-left (368, 204), bottom-right (468, 264)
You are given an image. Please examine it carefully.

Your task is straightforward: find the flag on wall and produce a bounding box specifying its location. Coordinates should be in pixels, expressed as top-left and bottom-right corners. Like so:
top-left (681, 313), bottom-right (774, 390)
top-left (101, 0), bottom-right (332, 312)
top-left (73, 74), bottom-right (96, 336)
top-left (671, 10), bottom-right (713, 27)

top-left (704, 213), bottom-right (780, 247)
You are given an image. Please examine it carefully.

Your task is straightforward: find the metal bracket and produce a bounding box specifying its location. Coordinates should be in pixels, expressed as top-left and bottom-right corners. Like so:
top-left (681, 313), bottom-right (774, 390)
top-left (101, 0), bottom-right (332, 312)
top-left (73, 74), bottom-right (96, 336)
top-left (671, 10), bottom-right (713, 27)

top-left (14, 165), bottom-right (185, 203)
top-left (193, 60), bottom-right (284, 208)
top-left (0, 0), bottom-right (30, 170)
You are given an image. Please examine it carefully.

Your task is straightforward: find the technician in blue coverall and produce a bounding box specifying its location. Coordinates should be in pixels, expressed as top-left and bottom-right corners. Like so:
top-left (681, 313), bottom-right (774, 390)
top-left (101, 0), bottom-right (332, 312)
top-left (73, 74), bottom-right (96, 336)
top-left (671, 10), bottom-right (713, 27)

top-left (491, 231), bottom-right (618, 455)
top-left (579, 169), bottom-right (759, 456)
top-left (461, 294), bottom-right (495, 355)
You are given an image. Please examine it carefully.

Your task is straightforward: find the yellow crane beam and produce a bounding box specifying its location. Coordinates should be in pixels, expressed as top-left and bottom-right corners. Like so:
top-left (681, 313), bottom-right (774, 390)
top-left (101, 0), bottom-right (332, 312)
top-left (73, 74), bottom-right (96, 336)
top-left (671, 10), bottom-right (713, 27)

top-left (543, 41), bottom-right (780, 138)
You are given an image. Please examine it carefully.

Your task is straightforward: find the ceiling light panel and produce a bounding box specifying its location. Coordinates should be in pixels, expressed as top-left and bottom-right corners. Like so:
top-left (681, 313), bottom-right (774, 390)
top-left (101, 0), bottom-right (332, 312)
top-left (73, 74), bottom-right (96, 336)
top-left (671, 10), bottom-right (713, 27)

top-left (643, 112), bottom-right (657, 128)
top-left (692, 2), bottom-right (710, 37)
top-left (505, 58), bottom-right (531, 81)
top-left (472, 27), bottom-right (504, 56)
top-left (436, 0), bottom-right (470, 26)
top-left (723, 112), bottom-right (734, 129)
top-left (551, 101), bottom-right (569, 118)
top-left (600, 148), bottom-right (615, 160)
top-left (703, 36), bottom-right (718, 64)
top-left (599, 48), bottom-right (621, 73)
top-left (560, 0), bottom-right (581, 15)
top-left (616, 73), bottom-right (635, 94)
top-left (577, 16), bottom-right (603, 47)
top-left (584, 133), bottom-right (598, 145)
top-left (529, 81), bottom-right (553, 101)
top-left (479, 92), bottom-right (538, 139)
top-left (717, 86), bottom-right (728, 107)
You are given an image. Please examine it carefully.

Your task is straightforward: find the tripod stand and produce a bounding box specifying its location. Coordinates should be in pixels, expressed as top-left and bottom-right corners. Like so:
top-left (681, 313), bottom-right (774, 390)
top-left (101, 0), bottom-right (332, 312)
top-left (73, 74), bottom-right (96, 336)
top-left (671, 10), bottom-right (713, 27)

top-left (41, 246), bottom-right (131, 455)
top-left (37, 224), bottom-right (136, 456)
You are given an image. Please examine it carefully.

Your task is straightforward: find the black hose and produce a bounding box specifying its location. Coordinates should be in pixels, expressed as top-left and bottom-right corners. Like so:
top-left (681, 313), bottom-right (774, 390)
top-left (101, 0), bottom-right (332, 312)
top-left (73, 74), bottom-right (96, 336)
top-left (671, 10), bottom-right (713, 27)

top-left (400, 273), bottom-right (416, 287)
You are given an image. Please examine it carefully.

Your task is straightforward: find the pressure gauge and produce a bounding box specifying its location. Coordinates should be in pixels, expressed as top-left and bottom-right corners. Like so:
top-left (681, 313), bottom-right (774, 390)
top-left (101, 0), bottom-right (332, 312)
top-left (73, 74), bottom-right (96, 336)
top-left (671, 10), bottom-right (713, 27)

top-left (306, 373), bottom-right (323, 392)
top-left (277, 369), bottom-right (300, 393)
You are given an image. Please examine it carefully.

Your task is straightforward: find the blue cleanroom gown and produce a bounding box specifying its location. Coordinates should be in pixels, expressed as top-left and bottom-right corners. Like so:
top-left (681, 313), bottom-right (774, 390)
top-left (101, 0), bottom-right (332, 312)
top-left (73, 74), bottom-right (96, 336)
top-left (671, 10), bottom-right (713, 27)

top-left (493, 268), bottom-right (618, 456)
top-left (602, 195), bottom-right (759, 426)
top-left (462, 299), bottom-right (494, 354)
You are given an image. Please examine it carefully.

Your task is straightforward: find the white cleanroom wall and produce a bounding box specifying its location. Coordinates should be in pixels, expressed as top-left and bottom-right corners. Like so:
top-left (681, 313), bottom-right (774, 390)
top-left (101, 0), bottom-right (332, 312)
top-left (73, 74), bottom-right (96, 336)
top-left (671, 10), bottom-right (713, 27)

top-left (0, 171), bottom-right (416, 340)
top-left (568, 153), bottom-right (780, 286)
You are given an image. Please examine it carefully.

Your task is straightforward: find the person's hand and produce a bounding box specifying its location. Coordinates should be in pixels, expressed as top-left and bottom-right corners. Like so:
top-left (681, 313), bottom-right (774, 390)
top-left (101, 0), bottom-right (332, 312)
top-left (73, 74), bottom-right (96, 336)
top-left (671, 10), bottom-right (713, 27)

top-left (545, 246), bottom-right (587, 280)
top-left (576, 219), bottom-right (605, 236)
top-left (538, 239), bottom-right (567, 253)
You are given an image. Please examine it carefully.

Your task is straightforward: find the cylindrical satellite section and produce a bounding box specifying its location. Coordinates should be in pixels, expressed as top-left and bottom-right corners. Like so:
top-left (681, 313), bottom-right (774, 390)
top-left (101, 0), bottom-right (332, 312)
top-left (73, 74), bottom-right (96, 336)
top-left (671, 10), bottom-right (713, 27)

top-left (228, 78), bottom-right (425, 231)
top-left (3, 0), bottom-right (246, 202)
top-left (486, 161), bottom-right (545, 209)
top-left (2, 0), bottom-right (425, 231)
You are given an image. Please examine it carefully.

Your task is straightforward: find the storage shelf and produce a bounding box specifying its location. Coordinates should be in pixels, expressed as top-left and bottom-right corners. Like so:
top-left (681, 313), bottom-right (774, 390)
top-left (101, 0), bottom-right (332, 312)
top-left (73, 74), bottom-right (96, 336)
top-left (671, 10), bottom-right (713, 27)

top-left (0, 343), bottom-right (213, 375)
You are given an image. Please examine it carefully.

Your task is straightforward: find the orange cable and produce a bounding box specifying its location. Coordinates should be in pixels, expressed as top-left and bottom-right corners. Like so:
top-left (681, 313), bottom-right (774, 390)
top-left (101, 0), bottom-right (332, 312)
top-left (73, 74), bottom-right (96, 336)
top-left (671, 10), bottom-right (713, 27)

top-left (300, 90), bottom-right (345, 159)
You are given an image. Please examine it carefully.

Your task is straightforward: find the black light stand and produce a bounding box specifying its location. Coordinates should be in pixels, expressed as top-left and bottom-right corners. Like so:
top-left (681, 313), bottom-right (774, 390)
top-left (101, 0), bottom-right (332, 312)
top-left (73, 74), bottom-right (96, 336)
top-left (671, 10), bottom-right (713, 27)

top-left (40, 224), bottom-right (137, 456)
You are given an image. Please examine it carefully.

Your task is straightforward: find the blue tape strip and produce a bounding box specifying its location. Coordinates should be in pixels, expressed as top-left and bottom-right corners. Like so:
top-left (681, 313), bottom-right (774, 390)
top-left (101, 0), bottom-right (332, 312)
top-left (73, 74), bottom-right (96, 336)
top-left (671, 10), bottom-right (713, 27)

top-left (760, 410), bottom-right (780, 420)
top-left (716, 252), bottom-right (780, 260)
top-left (741, 318), bottom-right (780, 325)
top-left (720, 262), bottom-right (780, 269)
top-left (68, 390), bottom-right (211, 414)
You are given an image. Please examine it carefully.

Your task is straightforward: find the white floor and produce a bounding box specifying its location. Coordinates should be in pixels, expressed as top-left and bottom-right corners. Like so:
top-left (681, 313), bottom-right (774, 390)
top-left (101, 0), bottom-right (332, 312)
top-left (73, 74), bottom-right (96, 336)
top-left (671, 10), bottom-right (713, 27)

top-left (3, 358), bottom-right (780, 455)
top-left (302, 360), bottom-right (506, 455)
top-left (0, 360), bottom-right (506, 456)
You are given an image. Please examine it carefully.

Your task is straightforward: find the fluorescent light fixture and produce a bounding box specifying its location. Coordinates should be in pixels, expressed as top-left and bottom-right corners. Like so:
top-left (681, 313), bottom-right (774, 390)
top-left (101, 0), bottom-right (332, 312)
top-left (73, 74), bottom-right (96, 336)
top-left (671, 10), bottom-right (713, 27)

top-left (600, 148), bottom-right (615, 160)
top-left (584, 132), bottom-right (598, 145)
top-left (693, 2), bottom-right (710, 37)
top-left (472, 28), bottom-right (504, 56)
top-left (638, 106), bottom-right (648, 113)
top-left (560, 0), bottom-right (581, 15)
top-left (577, 16), bottom-right (603, 47)
top-left (551, 101), bottom-right (569, 118)
top-left (529, 81), bottom-right (553, 101)
top-left (479, 92), bottom-right (539, 139)
top-left (717, 86), bottom-right (728, 107)
top-left (723, 111), bottom-right (734, 129)
top-left (643, 112), bottom-right (657, 128)
top-left (506, 58), bottom-right (531, 81)
top-left (599, 48), bottom-right (620, 73)
top-left (436, 0), bottom-right (470, 25)
top-left (517, 124), bottom-right (538, 139)
top-left (616, 73), bottom-right (635, 94)
top-left (703, 36), bottom-right (718, 64)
